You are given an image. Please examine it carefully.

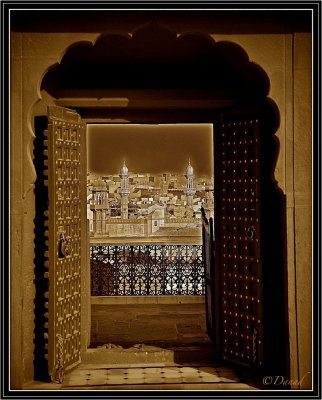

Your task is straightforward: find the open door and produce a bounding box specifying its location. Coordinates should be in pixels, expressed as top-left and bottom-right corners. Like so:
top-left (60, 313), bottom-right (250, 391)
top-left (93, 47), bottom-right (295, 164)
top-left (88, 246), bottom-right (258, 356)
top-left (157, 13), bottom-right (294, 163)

top-left (43, 106), bottom-right (86, 382)
top-left (211, 107), bottom-right (288, 380)
top-left (214, 115), bottom-right (264, 368)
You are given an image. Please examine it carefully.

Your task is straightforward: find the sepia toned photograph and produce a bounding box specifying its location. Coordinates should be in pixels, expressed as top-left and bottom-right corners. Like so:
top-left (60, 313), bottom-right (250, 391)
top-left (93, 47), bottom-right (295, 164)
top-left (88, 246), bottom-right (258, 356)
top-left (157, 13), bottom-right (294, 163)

top-left (4, 1), bottom-right (319, 398)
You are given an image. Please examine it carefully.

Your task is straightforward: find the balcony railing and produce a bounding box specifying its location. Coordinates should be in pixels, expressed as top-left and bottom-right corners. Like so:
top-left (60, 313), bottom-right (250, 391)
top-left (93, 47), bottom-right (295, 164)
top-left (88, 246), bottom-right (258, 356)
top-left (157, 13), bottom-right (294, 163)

top-left (91, 244), bottom-right (205, 296)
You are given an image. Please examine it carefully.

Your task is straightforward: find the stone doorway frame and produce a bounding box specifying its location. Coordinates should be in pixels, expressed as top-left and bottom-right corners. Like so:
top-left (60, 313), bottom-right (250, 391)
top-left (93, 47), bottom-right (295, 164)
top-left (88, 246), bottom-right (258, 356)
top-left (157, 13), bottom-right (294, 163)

top-left (35, 103), bottom-right (285, 379)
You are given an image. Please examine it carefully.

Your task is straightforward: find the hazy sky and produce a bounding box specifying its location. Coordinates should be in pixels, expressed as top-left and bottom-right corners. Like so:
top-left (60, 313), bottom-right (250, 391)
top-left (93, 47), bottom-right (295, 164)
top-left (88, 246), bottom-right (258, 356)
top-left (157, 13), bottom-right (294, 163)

top-left (87, 124), bottom-right (213, 178)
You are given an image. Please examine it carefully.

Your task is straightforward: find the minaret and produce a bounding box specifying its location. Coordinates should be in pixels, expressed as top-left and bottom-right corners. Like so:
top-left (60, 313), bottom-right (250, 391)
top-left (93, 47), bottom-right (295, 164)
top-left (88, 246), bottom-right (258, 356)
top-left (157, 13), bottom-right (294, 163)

top-left (119, 161), bottom-right (130, 219)
top-left (184, 159), bottom-right (196, 216)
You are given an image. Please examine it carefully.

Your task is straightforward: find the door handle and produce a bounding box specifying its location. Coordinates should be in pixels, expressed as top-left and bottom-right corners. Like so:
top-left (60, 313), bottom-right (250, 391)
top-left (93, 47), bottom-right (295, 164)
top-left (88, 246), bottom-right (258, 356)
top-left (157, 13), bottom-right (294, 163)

top-left (58, 231), bottom-right (71, 258)
top-left (246, 226), bottom-right (255, 240)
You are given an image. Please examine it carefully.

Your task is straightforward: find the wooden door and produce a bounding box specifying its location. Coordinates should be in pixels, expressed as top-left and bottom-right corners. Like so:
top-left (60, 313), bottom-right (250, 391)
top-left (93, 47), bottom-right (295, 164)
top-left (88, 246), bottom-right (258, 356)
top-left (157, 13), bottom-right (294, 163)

top-left (214, 116), bottom-right (264, 368)
top-left (43, 106), bottom-right (86, 382)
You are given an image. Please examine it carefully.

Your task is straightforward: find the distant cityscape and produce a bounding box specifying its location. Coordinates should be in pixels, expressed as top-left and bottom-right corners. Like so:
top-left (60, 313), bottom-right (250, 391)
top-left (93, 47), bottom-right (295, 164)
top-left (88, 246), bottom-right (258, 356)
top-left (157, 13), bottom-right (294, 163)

top-left (87, 160), bottom-right (214, 238)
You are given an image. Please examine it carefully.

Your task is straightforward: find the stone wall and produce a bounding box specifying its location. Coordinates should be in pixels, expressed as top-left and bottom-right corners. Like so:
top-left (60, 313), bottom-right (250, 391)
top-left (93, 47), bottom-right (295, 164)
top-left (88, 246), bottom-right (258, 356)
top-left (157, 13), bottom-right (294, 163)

top-left (10, 27), bottom-right (312, 389)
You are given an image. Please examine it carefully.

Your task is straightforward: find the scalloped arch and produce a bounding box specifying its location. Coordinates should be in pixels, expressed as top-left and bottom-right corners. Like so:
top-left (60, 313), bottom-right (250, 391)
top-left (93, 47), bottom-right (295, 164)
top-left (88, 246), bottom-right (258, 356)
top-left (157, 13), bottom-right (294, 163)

top-left (41, 21), bottom-right (270, 101)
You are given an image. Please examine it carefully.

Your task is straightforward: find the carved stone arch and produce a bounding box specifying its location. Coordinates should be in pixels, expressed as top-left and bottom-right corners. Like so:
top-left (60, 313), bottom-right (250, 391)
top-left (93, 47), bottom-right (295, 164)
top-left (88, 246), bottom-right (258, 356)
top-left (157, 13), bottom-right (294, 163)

top-left (35, 21), bottom-right (288, 383)
top-left (41, 20), bottom-right (271, 103)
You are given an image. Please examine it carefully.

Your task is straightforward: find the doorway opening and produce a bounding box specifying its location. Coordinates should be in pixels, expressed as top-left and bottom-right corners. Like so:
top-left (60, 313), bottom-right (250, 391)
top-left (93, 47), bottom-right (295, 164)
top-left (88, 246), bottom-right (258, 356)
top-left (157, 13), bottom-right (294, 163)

top-left (86, 123), bottom-right (215, 353)
top-left (33, 20), bottom-right (288, 388)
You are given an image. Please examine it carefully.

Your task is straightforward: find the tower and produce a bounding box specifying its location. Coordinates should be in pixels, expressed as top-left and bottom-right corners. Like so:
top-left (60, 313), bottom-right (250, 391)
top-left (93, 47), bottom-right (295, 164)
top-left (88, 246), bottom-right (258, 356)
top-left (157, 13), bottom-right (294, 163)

top-left (184, 159), bottom-right (196, 216)
top-left (119, 161), bottom-right (130, 219)
top-left (90, 178), bottom-right (109, 235)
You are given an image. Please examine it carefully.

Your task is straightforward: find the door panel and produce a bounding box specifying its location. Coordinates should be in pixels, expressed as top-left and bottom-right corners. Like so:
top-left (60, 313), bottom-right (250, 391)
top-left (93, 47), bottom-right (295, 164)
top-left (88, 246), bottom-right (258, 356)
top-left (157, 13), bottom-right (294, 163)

top-left (201, 209), bottom-right (216, 345)
top-left (215, 117), bottom-right (264, 367)
top-left (44, 106), bottom-right (86, 382)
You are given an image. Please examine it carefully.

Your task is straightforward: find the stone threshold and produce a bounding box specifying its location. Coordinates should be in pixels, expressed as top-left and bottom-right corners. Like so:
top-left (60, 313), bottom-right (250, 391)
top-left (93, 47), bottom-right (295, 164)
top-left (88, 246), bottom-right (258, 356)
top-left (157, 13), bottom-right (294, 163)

top-left (91, 295), bottom-right (205, 305)
top-left (82, 346), bottom-right (216, 365)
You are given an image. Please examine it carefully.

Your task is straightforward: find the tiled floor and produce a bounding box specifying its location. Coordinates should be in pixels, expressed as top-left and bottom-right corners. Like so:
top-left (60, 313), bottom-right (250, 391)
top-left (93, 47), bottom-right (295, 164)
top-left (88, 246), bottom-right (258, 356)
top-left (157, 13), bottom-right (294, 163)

top-left (57, 300), bottom-right (258, 390)
top-left (23, 300), bottom-right (260, 391)
top-left (63, 365), bottom-right (244, 388)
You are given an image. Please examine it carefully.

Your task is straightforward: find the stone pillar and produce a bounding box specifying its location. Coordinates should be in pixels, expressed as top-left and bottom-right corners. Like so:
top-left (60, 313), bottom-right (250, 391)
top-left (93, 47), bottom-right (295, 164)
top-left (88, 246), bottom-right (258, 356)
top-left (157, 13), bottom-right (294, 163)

top-left (101, 210), bottom-right (106, 233)
top-left (96, 210), bottom-right (101, 234)
top-left (92, 210), bottom-right (97, 234)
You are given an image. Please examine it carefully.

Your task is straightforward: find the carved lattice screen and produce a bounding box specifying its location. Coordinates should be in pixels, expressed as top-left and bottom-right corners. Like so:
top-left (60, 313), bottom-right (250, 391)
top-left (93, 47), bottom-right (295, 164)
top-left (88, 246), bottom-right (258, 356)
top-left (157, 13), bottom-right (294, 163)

top-left (90, 244), bottom-right (204, 296)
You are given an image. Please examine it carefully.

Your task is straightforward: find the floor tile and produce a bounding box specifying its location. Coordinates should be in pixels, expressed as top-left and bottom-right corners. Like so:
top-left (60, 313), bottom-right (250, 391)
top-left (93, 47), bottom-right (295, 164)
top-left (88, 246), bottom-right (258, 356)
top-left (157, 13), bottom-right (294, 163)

top-left (86, 378), bottom-right (107, 385)
top-left (198, 366), bottom-right (217, 373)
top-left (201, 375), bottom-right (221, 383)
top-left (180, 366), bottom-right (198, 373)
top-left (105, 377), bottom-right (128, 384)
top-left (66, 378), bottom-right (87, 386)
top-left (144, 377), bottom-right (164, 384)
top-left (219, 376), bottom-right (240, 383)
top-left (143, 367), bottom-right (163, 374)
top-left (106, 369), bottom-right (126, 375)
top-left (87, 371), bottom-right (108, 377)
top-left (161, 367), bottom-right (180, 373)
top-left (69, 370), bottom-right (90, 376)
top-left (164, 377), bottom-right (181, 383)
top-left (160, 373), bottom-right (180, 377)
top-left (183, 376), bottom-right (202, 382)
top-left (123, 378), bottom-right (145, 384)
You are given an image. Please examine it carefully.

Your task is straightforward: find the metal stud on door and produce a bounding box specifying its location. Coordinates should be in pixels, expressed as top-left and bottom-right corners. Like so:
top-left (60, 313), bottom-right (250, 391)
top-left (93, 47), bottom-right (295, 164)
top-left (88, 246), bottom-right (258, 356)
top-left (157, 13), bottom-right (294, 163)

top-left (44, 106), bottom-right (86, 382)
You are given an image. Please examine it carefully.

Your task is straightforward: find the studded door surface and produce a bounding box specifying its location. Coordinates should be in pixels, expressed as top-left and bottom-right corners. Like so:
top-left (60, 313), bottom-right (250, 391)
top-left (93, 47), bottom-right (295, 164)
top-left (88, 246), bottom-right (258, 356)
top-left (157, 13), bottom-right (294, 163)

top-left (44, 106), bottom-right (86, 382)
top-left (215, 118), bottom-right (264, 367)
